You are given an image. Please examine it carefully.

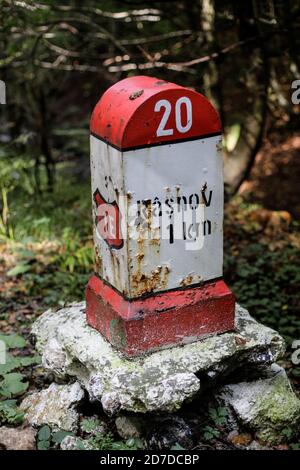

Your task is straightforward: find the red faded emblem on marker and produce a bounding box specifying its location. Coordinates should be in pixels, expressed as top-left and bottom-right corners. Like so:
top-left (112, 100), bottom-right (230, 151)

top-left (93, 189), bottom-right (123, 249)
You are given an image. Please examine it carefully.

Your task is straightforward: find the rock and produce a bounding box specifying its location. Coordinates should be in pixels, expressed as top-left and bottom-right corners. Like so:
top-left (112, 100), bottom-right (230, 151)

top-left (101, 391), bottom-right (121, 415)
top-left (31, 301), bottom-right (285, 414)
top-left (147, 416), bottom-right (194, 450)
top-left (60, 435), bottom-right (92, 450)
top-left (42, 338), bottom-right (67, 378)
top-left (246, 441), bottom-right (269, 450)
top-left (20, 382), bottom-right (84, 432)
top-left (0, 426), bottom-right (36, 450)
top-left (88, 375), bottom-right (105, 402)
top-left (217, 364), bottom-right (300, 444)
top-left (115, 415), bottom-right (144, 439)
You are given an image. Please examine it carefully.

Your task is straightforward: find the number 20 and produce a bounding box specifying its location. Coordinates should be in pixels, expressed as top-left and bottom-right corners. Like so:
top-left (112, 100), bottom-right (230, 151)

top-left (154, 96), bottom-right (192, 137)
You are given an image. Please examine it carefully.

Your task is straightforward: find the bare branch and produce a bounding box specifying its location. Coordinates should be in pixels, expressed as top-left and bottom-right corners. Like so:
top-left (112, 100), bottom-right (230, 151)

top-left (119, 30), bottom-right (193, 46)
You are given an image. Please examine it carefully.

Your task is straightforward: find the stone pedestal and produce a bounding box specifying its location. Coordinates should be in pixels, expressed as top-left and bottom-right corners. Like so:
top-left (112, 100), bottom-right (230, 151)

top-left (31, 301), bottom-right (285, 414)
top-left (20, 301), bottom-right (300, 445)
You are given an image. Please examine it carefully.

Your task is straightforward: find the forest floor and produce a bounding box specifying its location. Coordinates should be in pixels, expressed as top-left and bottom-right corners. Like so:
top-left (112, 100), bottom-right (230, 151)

top-left (0, 129), bottom-right (300, 450)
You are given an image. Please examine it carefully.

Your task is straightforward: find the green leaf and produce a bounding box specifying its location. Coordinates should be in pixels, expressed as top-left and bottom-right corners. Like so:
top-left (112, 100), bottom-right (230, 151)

top-left (203, 426), bottom-right (220, 441)
top-left (170, 443), bottom-right (185, 450)
top-left (281, 427), bottom-right (293, 439)
top-left (76, 439), bottom-right (88, 450)
top-left (0, 399), bottom-right (24, 425)
top-left (0, 354), bottom-right (40, 376)
top-left (80, 417), bottom-right (101, 433)
top-left (20, 355), bottom-right (41, 367)
top-left (208, 408), bottom-right (218, 420)
top-left (290, 443), bottom-right (300, 450)
top-left (37, 440), bottom-right (50, 450)
top-left (110, 441), bottom-right (132, 450)
top-left (0, 333), bottom-right (26, 348)
top-left (0, 372), bottom-right (29, 397)
top-left (38, 425), bottom-right (51, 441)
top-left (0, 353), bottom-right (22, 375)
top-left (6, 263), bottom-right (31, 277)
top-left (52, 430), bottom-right (74, 444)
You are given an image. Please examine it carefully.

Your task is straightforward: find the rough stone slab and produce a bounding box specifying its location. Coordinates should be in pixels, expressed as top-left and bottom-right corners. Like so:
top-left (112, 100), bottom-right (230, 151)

top-left (31, 302), bottom-right (285, 414)
top-left (0, 426), bottom-right (36, 450)
top-left (60, 435), bottom-right (92, 450)
top-left (20, 382), bottom-right (84, 432)
top-left (217, 364), bottom-right (300, 444)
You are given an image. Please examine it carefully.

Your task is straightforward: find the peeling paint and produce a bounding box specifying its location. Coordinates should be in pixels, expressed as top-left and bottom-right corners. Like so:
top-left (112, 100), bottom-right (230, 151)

top-left (129, 89), bottom-right (144, 100)
top-left (131, 265), bottom-right (170, 297)
top-left (180, 274), bottom-right (194, 287)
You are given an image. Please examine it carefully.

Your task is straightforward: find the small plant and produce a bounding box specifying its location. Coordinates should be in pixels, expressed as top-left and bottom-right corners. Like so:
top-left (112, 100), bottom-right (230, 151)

top-left (170, 443), bottom-right (185, 450)
top-left (208, 406), bottom-right (229, 426)
top-left (201, 407), bottom-right (229, 442)
top-left (290, 443), bottom-right (300, 450)
top-left (80, 417), bottom-right (102, 434)
top-left (37, 425), bottom-right (51, 450)
top-left (37, 425), bottom-right (74, 450)
top-left (0, 334), bottom-right (40, 425)
top-left (84, 430), bottom-right (144, 451)
top-left (203, 426), bottom-right (220, 441)
top-left (281, 427), bottom-right (294, 441)
top-left (79, 416), bottom-right (144, 450)
top-left (0, 399), bottom-right (24, 425)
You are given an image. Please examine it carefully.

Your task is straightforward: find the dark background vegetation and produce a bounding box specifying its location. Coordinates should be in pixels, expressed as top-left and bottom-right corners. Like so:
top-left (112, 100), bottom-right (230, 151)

top-left (0, 0), bottom-right (300, 450)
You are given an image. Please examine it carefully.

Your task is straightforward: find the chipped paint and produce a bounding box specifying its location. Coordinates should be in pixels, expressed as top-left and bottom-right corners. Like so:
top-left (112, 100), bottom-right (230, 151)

top-left (180, 274), bottom-right (194, 287)
top-left (129, 89), bottom-right (144, 100)
top-left (131, 265), bottom-right (170, 297)
top-left (89, 134), bottom-right (225, 298)
top-left (86, 275), bottom-right (235, 356)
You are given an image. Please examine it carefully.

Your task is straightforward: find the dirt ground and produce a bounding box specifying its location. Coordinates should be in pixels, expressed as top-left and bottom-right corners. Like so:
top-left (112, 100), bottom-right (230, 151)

top-left (240, 132), bottom-right (300, 220)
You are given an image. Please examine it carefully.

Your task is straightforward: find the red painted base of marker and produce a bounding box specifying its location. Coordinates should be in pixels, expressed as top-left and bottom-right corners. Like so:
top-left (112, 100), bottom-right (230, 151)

top-left (86, 275), bottom-right (235, 357)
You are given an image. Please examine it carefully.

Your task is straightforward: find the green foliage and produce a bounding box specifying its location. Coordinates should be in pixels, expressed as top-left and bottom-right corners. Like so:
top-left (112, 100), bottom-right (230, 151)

top-left (80, 417), bottom-right (102, 434)
top-left (201, 406), bottom-right (229, 442)
top-left (281, 427), bottom-right (294, 441)
top-left (58, 228), bottom-right (93, 274)
top-left (208, 406), bottom-right (229, 426)
top-left (6, 263), bottom-right (31, 276)
top-left (52, 430), bottom-right (74, 444)
top-left (37, 425), bottom-right (75, 450)
top-left (224, 203), bottom-right (300, 347)
top-left (0, 399), bottom-right (24, 425)
top-left (0, 353), bottom-right (40, 376)
top-left (0, 372), bottom-right (28, 398)
top-left (203, 426), bottom-right (220, 441)
top-left (0, 333), bottom-right (40, 425)
top-left (86, 431), bottom-right (143, 451)
top-left (0, 158), bottom-right (93, 305)
top-left (38, 425), bottom-right (51, 442)
top-left (79, 417), bottom-right (144, 450)
top-left (37, 440), bottom-right (50, 450)
top-left (0, 334), bottom-right (40, 406)
top-left (290, 443), bottom-right (300, 450)
top-left (0, 333), bottom-right (26, 348)
top-left (170, 443), bottom-right (185, 450)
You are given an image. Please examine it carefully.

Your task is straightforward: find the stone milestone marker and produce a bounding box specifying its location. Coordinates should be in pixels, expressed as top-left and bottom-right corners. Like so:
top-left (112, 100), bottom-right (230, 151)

top-left (86, 76), bottom-right (235, 356)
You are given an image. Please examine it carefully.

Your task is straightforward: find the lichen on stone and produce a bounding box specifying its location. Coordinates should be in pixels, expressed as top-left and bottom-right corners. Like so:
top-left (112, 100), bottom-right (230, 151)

top-left (217, 364), bottom-right (300, 444)
top-left (30, 302), bottom-right (286, 415)
top-left (19, 382), bottom-right (84, 432)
